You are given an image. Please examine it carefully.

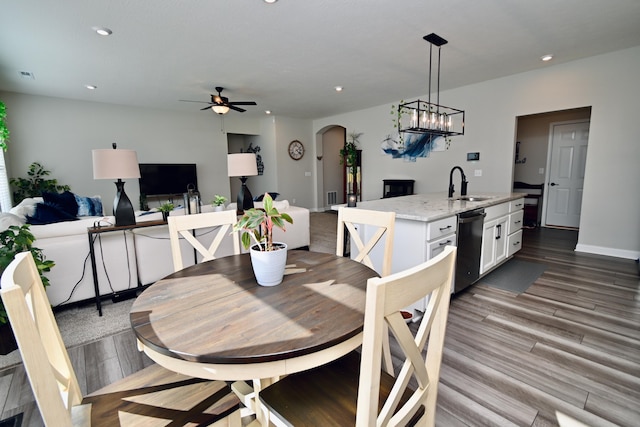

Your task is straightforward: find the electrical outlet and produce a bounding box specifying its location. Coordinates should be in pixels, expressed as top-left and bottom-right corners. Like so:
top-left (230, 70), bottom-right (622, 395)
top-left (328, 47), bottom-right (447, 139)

top-left (539, 168), bottom-right (545, 174)
top-left (474, 169), bottom-right (482, 177)
top-left (305, 171), bottom-right (311, 177)
top-left (292, 198), bottom-right (296, 204)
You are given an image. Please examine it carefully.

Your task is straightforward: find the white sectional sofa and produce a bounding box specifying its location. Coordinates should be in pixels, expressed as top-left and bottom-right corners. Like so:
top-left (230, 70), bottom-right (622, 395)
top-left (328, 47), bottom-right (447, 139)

top-left (1, 197), bottom-right (310, 307)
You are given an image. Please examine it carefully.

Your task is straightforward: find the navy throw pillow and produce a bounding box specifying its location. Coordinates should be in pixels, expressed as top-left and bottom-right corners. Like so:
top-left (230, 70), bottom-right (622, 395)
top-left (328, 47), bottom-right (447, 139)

top-left (27, 202), bottom-right (79, 225)
top-left (42, 191), bottom-right (78, 217)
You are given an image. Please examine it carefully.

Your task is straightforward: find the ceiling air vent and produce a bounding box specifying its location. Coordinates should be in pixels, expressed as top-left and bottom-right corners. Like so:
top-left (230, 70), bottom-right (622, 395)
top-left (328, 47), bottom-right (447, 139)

top-left (19, 71), bottom-right (35, 80)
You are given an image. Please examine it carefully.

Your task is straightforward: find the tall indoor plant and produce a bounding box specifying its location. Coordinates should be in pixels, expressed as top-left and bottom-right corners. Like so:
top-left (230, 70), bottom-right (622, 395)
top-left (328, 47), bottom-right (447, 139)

top-left (0, 100), bottom-right (9, 152)
top-left (339, 131), bottom-right (362, 201)
top-left (233, 193), bottom-right (293, 286)
top-left (0, 225), bottom-right (55, 354)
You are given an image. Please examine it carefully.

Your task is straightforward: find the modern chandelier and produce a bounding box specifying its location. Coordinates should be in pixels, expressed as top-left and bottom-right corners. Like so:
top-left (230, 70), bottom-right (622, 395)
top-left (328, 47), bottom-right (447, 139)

top-left (398, 33), bottom-right (465, 139)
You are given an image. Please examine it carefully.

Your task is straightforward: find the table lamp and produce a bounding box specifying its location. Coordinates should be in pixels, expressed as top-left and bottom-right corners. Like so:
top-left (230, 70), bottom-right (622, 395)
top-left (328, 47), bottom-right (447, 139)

top-left (227, 153), bottom-right (258, 215)
top-left (92, 144), bottom-right (140, 226)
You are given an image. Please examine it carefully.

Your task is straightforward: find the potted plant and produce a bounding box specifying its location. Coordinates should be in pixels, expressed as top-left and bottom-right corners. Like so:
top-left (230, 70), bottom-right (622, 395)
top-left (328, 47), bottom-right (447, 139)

top-left (0, 100), bottom-right (9, 152)
top-left (0, 225), bottom-right (55, 354)
top-left (233, 193), bottom-right (293, 286)
top-left (10, 162), bottom-right (71, 204)
top-left (158, 202), bottom-right (174, 221)
top-left (212, 195), bottom-right (227, 212)
top-left (339, 131), bottom-right (362, 202)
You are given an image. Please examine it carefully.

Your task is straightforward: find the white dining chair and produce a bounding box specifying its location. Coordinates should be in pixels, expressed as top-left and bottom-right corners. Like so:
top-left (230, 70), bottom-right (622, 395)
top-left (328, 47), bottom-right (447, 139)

top-left (336, 206), bottom-right (396, 276)
top-left (167, 209), bottom-right (240, 271)
top-left (0, 251), bottom-right (242, 426)
top-left (260, 246), bottom-right (456, 427)
top-left (337, 206), bottom-right (397, 372)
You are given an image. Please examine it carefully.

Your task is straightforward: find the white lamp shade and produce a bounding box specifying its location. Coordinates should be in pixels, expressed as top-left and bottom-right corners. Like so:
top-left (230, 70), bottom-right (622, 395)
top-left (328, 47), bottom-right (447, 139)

top-left (227, 153), bottom-right (258, 177)
top-left (92, 149), bottom-right (141, 180)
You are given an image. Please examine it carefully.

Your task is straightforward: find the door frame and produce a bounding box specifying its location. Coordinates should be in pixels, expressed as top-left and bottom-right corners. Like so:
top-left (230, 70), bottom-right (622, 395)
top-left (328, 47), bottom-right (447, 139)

top-left (541, 119), bottom-right (590, 228)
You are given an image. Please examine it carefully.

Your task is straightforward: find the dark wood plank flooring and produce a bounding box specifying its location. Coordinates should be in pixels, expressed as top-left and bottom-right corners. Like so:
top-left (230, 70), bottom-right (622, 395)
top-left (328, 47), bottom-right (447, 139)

top-left (1, 220), bottom-right (638, 426)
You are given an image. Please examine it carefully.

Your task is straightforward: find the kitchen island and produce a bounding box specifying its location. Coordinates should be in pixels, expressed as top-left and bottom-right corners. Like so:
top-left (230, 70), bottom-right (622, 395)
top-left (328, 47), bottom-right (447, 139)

top-left (339, 192), bottom-right (526, 317)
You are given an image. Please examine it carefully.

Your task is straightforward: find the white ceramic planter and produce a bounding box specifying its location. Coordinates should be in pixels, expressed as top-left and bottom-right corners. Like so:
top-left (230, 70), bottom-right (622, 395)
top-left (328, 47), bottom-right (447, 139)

top-left (213, 205), bottom-right (224, 212)
top-left (249, 242), bottom-right (288, 286)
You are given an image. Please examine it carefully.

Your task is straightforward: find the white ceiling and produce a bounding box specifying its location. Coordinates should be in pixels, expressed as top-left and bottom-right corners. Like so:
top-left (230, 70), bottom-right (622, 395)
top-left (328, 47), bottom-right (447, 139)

top-left (2, 0), bottom-right (640, 119)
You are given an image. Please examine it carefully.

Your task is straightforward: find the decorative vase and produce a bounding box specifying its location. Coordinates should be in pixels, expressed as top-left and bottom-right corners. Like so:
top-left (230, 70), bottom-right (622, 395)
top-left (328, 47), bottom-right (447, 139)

top-left (161, 211), bottom-right (169, 221)
top-left (213, 205), bottom-right (224, 212)
top-left (249, 242), bottom-right (288, 286)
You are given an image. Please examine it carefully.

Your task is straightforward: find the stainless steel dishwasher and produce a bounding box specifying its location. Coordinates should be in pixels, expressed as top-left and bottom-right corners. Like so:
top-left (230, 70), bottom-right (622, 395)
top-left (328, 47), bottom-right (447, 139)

top-left (455, 208), bottom-right (486, 293)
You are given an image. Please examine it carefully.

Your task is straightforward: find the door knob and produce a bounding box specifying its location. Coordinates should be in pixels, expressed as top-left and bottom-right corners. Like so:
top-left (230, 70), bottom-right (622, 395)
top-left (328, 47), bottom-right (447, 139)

top-left (549, 182), bottom-right (558, 186)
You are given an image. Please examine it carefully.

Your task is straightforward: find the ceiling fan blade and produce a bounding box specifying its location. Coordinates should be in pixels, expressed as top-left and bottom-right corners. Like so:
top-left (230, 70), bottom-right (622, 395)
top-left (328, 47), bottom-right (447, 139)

top-left (200, 105), bottom-right (213, 111)
top-left (228, 105), bottom-right (247, 113)
top-left (179, 99), bottom-right (212, 104)
top-left (229, 101), bottom-right (257, 106)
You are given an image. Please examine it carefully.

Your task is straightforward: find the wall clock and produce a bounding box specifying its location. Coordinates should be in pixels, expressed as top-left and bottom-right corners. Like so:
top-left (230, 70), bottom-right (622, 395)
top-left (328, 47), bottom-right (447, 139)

top-left (288, 140), bottom-right (305, 160)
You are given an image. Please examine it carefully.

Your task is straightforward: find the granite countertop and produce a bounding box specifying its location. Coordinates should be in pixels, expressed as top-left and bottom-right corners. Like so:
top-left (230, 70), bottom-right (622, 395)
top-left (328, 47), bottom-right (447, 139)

top-left (345, 192), bottom-right (526, 222)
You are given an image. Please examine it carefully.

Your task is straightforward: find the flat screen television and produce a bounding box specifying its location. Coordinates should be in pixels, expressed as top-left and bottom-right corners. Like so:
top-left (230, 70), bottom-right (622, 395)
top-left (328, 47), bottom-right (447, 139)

top-left (138, 163), bottom-right (198, 196)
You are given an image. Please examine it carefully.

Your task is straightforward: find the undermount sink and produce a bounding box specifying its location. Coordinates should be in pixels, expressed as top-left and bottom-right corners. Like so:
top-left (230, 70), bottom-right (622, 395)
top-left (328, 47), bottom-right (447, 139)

top-left (455, 196), bottom-right (491, 202)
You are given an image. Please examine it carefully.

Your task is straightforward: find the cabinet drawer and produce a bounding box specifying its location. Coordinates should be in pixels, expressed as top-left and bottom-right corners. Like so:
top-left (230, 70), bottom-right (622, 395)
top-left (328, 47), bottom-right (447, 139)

top-left (427, 234), bottom-right (456, 259)
top-left (426, 216), bottom-right (457, 241)
top-left (507, 229), bottom-right (523, 257)
top-left (484, 202), bottom-right (509, 221)
top-left (510, 198), bottom-right (525, 212)
top-left (509, 210), bottom-right (524, 235)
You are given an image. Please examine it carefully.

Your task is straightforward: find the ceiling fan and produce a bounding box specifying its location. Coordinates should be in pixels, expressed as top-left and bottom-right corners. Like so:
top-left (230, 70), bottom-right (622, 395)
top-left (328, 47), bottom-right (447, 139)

top-left (180, 87), bottom-right (257, 114)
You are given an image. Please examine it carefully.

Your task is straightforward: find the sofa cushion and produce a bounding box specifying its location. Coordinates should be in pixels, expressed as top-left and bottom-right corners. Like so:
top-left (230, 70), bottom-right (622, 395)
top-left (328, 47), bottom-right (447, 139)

top-left (43, 191), bottom-right (78, 217)
top-left (75, 194), bottom-right (103, 216)
top-left (27, 202), bottom-right (79, 225)
top-left (0, 212), bottom-right (25, 231)
top-left (9, 197), bottom-right (42, 220)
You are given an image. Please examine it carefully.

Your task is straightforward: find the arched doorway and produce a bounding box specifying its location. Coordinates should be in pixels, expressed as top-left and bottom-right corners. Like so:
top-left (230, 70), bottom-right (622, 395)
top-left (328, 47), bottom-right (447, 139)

top-left (315, 125), bottom-right (345, 211)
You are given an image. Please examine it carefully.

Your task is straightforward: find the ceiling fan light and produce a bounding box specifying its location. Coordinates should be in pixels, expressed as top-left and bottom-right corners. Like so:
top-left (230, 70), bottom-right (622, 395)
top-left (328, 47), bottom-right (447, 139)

top-left (212, 105), bottom-right (230, 115)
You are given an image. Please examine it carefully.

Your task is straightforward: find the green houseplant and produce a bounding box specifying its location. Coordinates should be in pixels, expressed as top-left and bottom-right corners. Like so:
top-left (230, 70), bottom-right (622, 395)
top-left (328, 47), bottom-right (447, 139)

top-left (158, 202), bottom-right (174, 221)
top-left (233, 193), bottom-right (293, 286)
top-left (339, 131), bottom-right (362, 201)
top-left (0, 101), bottom-right (9, 152)
top-left (10, 162), bottom-right (71, 205)
top-left (0, 225), bottom-right (55, 354)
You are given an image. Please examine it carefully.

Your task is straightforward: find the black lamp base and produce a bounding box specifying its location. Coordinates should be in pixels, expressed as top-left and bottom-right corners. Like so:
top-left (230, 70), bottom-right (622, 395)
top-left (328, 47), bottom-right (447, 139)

top-left (114, 179), bottom-right (136, 226)
top-left (236, 177), bottom-right (254, 215)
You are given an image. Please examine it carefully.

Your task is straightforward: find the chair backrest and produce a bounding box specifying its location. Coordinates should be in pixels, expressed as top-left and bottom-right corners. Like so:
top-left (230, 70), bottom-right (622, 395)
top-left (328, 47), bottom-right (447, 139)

top-left (167, 210), bottom-right (240, 271)
top-left (336, 207), bottom-right (396, 277)
top-left (356, 245), bottom-right (456, 427)
top-left (0, 251), bottom-right (82, 426)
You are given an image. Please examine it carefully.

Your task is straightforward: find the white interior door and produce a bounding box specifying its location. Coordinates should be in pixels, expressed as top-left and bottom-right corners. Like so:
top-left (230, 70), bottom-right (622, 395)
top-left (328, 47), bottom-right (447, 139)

top-left (544, 121), bottom-right (589, 228)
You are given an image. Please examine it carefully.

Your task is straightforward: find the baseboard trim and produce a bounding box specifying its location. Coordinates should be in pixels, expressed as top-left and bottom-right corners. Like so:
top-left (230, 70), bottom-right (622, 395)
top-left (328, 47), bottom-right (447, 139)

top-left (575, 243), bottom-right (640, 260)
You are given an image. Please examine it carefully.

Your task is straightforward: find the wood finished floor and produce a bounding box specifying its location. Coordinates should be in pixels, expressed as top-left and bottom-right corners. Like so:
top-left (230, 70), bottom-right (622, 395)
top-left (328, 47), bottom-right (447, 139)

top-left (1, 213), bottom-right (638, 426)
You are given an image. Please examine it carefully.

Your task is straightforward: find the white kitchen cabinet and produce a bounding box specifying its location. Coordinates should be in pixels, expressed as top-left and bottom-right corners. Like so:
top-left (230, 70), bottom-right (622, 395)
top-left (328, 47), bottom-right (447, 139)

top-left (480, 198), bottom-right (524, 275)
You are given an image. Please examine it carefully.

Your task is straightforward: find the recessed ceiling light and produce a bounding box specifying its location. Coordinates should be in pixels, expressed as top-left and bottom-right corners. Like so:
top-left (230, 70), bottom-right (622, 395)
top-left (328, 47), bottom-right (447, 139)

top-left (265, 110), bottom-right (272, 115)
top-left (264, 0), bottom-right (278, 3)
top-left (541, 54), bottom-right (553, 62)
top-left (85, 84), bottom-right (97, 90)
top-left (334, 86), bottom-right (343, 92)
top-left (94, 27), bottom-right (113, 36)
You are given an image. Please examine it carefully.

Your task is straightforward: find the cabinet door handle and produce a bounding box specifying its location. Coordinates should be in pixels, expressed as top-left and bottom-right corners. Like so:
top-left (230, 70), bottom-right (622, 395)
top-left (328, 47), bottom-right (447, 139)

top-left (515, 203), bottom-right (523, 207)
top-left (439, 240), bottom-right (453, 246)
top-left (439, 225), bottom-right (452, 231)
top-left (515, 220), bottom-right (521, 224)
top-left (513, 241), bottom-right (520, 246)
top-left (496, 224), bottom-right (502, 239)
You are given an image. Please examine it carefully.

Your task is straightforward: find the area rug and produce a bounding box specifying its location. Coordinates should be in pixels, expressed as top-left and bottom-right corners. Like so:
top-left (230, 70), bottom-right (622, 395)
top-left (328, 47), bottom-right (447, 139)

top-left (478, 259), bottom-right (546, 294)
top-left (0, 298), bottom-right (134, 371)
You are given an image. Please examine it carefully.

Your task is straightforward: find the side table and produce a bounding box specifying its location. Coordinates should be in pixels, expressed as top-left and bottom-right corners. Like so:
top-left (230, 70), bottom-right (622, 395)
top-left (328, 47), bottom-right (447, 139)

top-left (87, 220), bottom-right (166, 315)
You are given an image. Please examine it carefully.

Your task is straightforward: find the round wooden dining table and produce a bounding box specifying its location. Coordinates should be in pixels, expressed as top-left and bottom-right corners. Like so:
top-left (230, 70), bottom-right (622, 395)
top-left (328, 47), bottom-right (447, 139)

top-left (130, 250), bottom-right (378, 382)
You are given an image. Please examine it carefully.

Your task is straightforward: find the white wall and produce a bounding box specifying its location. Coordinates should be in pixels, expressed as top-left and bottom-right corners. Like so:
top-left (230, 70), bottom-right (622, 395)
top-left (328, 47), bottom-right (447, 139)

top-left (1, 92), bottom-right (261, 213)
top-left (313, 46), bottom-right (640, 259)
top-left (273, 116), bottom-right (314, 207)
